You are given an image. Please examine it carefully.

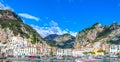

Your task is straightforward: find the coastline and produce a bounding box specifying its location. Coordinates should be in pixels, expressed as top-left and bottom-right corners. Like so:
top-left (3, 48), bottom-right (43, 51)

top-left (2, 58), bottom-right (120, 62)
top-left (75, 58), bottom-right (101, 62)
top-left (0, 58), bottom-right (75, 62)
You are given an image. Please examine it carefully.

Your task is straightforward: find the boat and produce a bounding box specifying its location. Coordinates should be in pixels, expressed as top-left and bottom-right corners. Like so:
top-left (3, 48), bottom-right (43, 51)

top-left (28, 56), bottom-right (35, 59)
top-left (0, 57), bottom-right (7, 59)
top-left (56, 56), bottom-right (63, 60)
top-left (75, 59), bottom-right (84, 62)
top-left (110, 55), bottom-right (118, 58)
top-left (35, 56), bottom-right (41, 59)
top-left (95, 56), bottom-right (103, 59)
top-left (0, 55), bottom-right (7, 59)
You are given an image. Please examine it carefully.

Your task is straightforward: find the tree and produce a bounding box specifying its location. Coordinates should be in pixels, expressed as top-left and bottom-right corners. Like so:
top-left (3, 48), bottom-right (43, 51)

top-left (89, 52), bottom-right (95, 54)
top-left (117, 52), bottom-right (120, 55)
top-left (97, 49), bottom-right (104, 52)
top-left (97, 49), bottom-right (106, 54)
top-left (50, 51), bottom-right (53, 56)
top-left (83, 52), bottom-right (88, 55)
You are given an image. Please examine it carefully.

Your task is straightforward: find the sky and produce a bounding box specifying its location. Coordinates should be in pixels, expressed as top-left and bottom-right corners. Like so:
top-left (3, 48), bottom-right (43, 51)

top-left (0, 0), bottom-right (120, 37)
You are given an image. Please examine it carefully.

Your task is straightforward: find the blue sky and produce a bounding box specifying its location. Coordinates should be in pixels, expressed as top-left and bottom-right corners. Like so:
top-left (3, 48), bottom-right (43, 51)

top-left (1, 0), bottom-right (120, 37)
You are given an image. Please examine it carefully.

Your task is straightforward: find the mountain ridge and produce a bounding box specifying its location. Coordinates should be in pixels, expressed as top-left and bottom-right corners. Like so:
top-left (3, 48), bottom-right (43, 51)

top-left (1, 9), bottom-right (120, 50)
top-left (44, 33), bottom-right (75, 48)
top-left (74, 22), bottom-right (120, 51)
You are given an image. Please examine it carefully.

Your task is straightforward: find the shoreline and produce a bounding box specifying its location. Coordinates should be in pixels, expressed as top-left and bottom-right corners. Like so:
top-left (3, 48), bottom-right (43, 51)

top-left (75, 58), bottom-right (101, 62)
top-left (2, 57), bottom-right (120, 62)
top-left (0, 58), bottom-right (75, 62)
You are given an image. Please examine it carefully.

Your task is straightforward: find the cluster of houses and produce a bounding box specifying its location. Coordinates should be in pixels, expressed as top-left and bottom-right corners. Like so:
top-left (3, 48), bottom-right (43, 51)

top-left (110, 45), bottom-right (120, 55)
top-left (0, 36), bottom-right (120, 58)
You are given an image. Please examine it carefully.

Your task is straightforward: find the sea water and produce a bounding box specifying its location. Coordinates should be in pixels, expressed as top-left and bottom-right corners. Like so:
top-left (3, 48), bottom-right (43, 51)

top-left (10, 59), bottom-right (120, 62)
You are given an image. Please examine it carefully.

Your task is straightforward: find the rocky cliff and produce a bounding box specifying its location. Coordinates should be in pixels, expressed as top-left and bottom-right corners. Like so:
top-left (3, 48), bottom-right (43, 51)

top-left (1, 9), bottom-right (120, 50)
top-left (0, 10), bottom-right (48, 46)
top-left (75, 22), bottom-right (120, 51)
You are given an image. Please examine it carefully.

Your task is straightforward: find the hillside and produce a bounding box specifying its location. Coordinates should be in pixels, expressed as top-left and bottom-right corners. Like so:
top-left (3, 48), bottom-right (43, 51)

top-left (75, 22), bottom-right (120, 51)
top-left (1, 9), bottom-right (120, 50)
top-left (45, 34), bottom-right (75, 48)
top-left (0, 10), bottom-right (48, 46)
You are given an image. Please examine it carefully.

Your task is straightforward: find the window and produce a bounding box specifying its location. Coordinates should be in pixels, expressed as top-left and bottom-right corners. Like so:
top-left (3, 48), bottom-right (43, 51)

top-left (111, 45), bottom-right (116, 49)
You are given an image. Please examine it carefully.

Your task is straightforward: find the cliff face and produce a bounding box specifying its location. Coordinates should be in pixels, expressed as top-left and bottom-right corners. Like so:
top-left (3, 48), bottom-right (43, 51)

top-left (75, 23), bottom-right (120, 51)
top-left (0, 10), bottom-right (22, 22)
top-left (0, 10), bottom-right (48, 46)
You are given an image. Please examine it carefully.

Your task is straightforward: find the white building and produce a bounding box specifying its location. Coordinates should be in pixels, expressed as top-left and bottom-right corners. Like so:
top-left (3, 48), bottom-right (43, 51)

top-left (39, 45), bottom-right (51, 56)
top-left (63, 49), bottom-right (72, 56)
top-left (57, 49), bottom-right (72, 56)
top-left (72, 50), bottom-right (84, 57)
top-left (6, 36), bottom-right (29, 56)
top-left (57, 49), bottom-right (64, 56)
top-left (110, 45), bottom-right (120, 54)
top-left (9, 37), bottom-right (28, 48)
top-left (13, 47), bottom-right (37, 57)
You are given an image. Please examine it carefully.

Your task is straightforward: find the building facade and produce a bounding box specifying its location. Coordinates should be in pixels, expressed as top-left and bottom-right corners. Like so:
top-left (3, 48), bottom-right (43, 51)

top-left (110, 45), bottom-right (120, 54)
top-left (63, 49), bottom-right (72, 56)
top-left (13, 46), bottom-right (37, 57)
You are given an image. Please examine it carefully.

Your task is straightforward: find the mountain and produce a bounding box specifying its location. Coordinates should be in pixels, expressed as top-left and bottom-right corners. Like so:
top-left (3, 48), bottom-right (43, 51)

top-left (0, 10), bottom-right (48, 46)
top-left (75, 22), bottom-right (120, 51)
top-left (44, 34), bottom-right (59, 42)
top-left (1, 9), bottom-right (120, 50)
top-left (45, 34), bottom-right (75, 48)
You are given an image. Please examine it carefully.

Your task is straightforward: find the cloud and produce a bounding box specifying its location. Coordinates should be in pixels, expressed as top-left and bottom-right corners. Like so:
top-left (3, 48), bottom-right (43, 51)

top-left (18, 13), bottom-right (40, 21)
top-left (49, 20), bottom-right (58, 27)
top-left (31, 21), bottom-right (77, 38)
top-left (0, 2), bottom-right (39, 21)
top-left (0, 2), bottom-right (13, 11)
top-left (69, 31), bottom-right (77, 37)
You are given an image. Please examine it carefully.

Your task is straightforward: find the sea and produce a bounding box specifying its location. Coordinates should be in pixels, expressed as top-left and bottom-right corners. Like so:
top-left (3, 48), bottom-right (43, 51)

top-left (9, 59), bottom-right (120, 62)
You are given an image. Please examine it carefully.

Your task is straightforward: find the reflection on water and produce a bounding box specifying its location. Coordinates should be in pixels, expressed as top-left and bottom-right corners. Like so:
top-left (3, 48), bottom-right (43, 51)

top-left (102, 59), bottom-right (120, 62)
top-left (11, 60), bottom-right (42, 62)
top-left (9, 59), bottom-right (120, 62)
top-left (10, 60), bottom-right (70, 62)
top-left (93, 59), bottom-right (120, 62)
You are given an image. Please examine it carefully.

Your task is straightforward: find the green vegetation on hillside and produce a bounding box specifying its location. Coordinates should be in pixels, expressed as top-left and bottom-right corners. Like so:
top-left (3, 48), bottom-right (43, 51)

top-left (0, 19), bottom-right (42, 44)
top-left (77, 23), bottom-right (100, 44)
top-left (45, 34), bottom-right (75, 48)
top-left (45, 40), bottom-right (56, 47)
top-left (0, 10), bottom-right (44, 44)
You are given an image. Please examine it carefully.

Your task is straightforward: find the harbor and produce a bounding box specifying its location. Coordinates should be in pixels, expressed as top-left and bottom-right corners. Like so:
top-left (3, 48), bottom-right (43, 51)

top-left (1, 55), bottom-right (120, 62)
top-left (1, 58), bottom-right (120, 62)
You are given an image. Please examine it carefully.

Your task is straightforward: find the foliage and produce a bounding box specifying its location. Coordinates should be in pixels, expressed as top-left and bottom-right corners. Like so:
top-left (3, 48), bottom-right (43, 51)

top-left (83, 52), bottom-right (88, 55)
top-left (0, 18), bottom-right (42, 44)
top-left (89, 52), bottom-right (95, 54)
top-left (83, 52), bottom-right (95, 55)
top-left (117, 52), bottom-right (120, 55)
top-left (45, 40), bottom-right (56, 47)
top-left (97, 26), bottom-right (112, 38)
top-left (97, 49), bottom-right (106, 53)
top-left (2, 41), bottom-right (7, 44)
top-left (91, 26), bottom-right (112, 43)
top-left (109, 36), bottom-right (120, 44)
top-left (50, 51), bottom-right (53, 56)
top-left (45, 34), bottom-right (75, 48)
top-left (78, 22), bottom-right (99, 34)
top-left (77, 23), bottom-right (100, 44)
